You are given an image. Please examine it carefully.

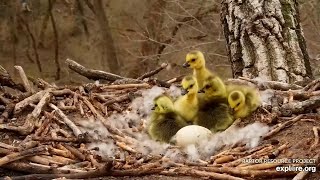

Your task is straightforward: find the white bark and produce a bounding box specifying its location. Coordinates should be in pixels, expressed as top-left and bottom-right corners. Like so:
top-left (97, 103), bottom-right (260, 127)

top-left (221, 0), bottom-right (313, 83)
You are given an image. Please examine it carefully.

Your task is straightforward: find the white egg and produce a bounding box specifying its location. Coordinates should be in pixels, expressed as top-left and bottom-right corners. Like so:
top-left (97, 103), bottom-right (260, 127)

top-left (173, 125), bottom-right (212, 147)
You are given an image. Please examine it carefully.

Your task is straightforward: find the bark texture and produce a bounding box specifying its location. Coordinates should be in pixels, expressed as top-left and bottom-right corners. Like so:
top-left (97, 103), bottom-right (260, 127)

top-left (221, 0), bottom-right (313, 83)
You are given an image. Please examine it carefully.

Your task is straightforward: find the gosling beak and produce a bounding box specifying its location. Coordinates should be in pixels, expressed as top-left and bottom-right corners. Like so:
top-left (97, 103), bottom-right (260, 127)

top-left (151, 106), bottom-right (155, 110)
top-left (181, 89), bottom-right (188, 95)
top-left (182, 62), bottom-right (190, 68)
top-left (198, 89), bottom-right (205, 93)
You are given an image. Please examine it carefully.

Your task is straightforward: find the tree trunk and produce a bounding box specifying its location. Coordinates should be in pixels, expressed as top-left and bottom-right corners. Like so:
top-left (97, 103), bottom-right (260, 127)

top-left (221, 0), bottom-right (313, 83)
top-left (92, 0), bottom-right (120, 74)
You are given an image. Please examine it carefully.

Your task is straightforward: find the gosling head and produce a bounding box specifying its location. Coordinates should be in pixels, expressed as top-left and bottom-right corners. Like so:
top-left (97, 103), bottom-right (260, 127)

top-left (198, 76), bottom-right (219, 96)
top-left (181, 76), bottom-right (198, 95)
top-left (183, 50), bottom-right (205, 69)
top-left (228, 91), bottom-right (246, 112)
top-left (151, 95), bottom-right (174, 113)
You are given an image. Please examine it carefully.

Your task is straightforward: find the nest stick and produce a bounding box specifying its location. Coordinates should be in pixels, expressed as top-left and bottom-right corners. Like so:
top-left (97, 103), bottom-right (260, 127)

top-left (225, 146), bottom-right (274, 167)
top-left (51, 155), bottom-right (77, 164)
top-left (238, 163), bottom-right (282, 170)
top-left (166, 167), bottom-right (245, 180)
top-left (0, 147), bottom-right (11, 155)
top-left (0, 65), bottom-right (25, 92)
top-left (104, 94), bottom-right (130, 105)
top-left (239, 77), bottom-right (302, 90)
top-left (197, 166), bottom-right (298, 178)
top-left (303, 79), bottom-right (320, 91)
top-left (0, 92), bottom-right (51, 135)
top-left (292, 152), bottom-right (320, 180)
top-left (66, 58), bottom-right (124, 81)
top-left (0, 146), bottom-right (48, 167)
top-left (51, 89), bottom-right (74, 96)
top-left (137, 63), bottom-right (168, 80)
top-left (115, 142), bottom-right (137, 153)
top-left (280, 96), bottom-right (320, 116)
top-left (49, 146), bottom-right (76, 159)
top-left (0, 142), bottom-right (17, 151)
top-left (49, 103), bottom-right (82, 137)
top-left (64, 144), bottom-right (86, 161)
top-left (14, 89), bottom-right (51, 114)
top-left (3, 161), bottom-right (92, 175)
top-left (81, 97), bottom-right (125, 137)
top-left (263, 115), bottom-right (303, 139)
top-left (101, 83), bottom-right (150, 90)
top-left (32, 136), bottom-right (81, 142)
top-left (14, 66), bottom-right (34, 93)
top-left (310, 126), bottom-right (319, 150)
top-left (27, 155), bottom-right (63, 166)
top-left (214, 155), bottom-right (235, 164)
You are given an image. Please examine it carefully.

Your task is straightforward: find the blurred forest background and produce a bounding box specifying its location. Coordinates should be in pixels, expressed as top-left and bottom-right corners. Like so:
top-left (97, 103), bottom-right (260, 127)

top-left (0, 0), bottom-right (319, 85)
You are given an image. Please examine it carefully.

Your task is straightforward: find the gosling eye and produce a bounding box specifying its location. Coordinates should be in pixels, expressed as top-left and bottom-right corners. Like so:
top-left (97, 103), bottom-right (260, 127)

top-left (236, 102), bottom-right (240, 107)
top-left (189, 84), bottom-right (194, 88)
top-left (191, 58), bottom-right (196, 62)
top-left (205, 85), bottom-right (211, 89)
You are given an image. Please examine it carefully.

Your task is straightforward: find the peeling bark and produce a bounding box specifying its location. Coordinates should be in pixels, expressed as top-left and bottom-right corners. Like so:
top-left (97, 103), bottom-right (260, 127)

top-left (221, 0), bottom-right (313, 83)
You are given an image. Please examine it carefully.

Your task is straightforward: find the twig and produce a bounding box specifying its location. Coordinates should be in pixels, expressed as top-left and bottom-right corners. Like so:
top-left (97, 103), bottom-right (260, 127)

top-left (238, 163), bottom-right (282, 170)
top-left (137, 63), bottom-right (168, 80)
top-left (239, 77), bottom-right (302, 90)
top-left (263, 115), bottom-right (304, 139)
top-left (164, 167), bottom-right (245, 180)
top-left (14, 89), bottom-right (51, 114)
top-left (14, 66), bottom-right (34, 93)
top-left (310, 126), bottom-right (319, 150)
top-left (49, 103), bottom-right (83, 137)
top-left (280, 96), bottom-right (320, 116)
top-left (303, 79), bottom-right (320, 91)
top-left (214, 155), bottom-right (235, 164)
top-left (101, 83), bottom-right (150, 90)
top-left (0, 142), bottom-right (17, 151)
top-left (66, 58), bottom-right (125, 81)
top-left (49, 146), bottom-right (76, 159)
top-left (292, 152), bottom-right (320, 180)
top-left (0, 146), bottom-right (48, 167)
top-left (27, 155), bottom-right (63, 166)
top-left (64, 144), bottom-right (86, 161)
top-left (80, 97), bottom-right (126, 138)
top-left (32, 136), bottom-right (82, 142)
top-left (115, 142), bottom-right (137, 153)
top-left (196, 166), bottom-right (298, 178)
top-left (0, 91), bottom-right (51, 135)
top-left (225, 146), bottom-right (274, 167)
top-left (0, 65), bottom-right (25, 92)
top-left (275, 90), bottom-right (320, 100)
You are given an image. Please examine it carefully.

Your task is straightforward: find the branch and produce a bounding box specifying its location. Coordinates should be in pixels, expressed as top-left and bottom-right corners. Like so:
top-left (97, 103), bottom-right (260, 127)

top-left (66, 58), bottom-right (125, 81)
top-left (0, 65), bottom-right (25, 92)
top-left (14, 66), bottom-right (34, 93)
top-left (239, 77), bottom-right (302, 90)
top-left (263, 115), bottom-right (303, 139)
top-left (280, 96), bottom-right (320, 116)
top-left (0, 146), bottom-right (48, 167)
top-left (137, 63), bottom-right (168, 80)
top-left (49, 103), bottom-right (83, 137)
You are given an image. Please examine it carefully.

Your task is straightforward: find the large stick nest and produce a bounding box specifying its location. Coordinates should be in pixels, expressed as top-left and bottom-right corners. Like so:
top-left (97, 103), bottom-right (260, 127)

top-left (0, 60), bottom-right (319, 180)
